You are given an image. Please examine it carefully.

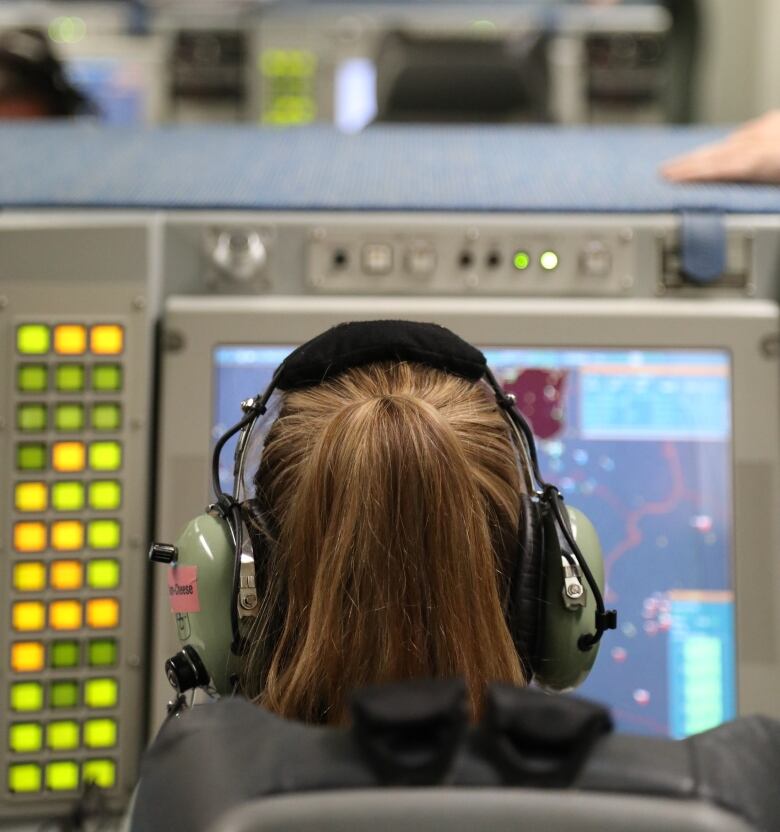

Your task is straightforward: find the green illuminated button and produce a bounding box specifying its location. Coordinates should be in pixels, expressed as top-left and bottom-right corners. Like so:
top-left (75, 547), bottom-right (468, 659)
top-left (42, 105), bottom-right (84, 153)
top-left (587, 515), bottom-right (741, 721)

top-left (17, 325), bottom-right (50, 355)
top-left (8, 763), bottom-right (41, 793)
top-left (9, 722), bottom-right (43, 753)
top-left (84, 719), bottom-right (117, 749)
top-left (47, 721), bottom-right (79, 751)
top-left (513, 250), bottom-right (531, 271)
top-left (10, 682), bottom-right (44, 712)
top-left (89, 442), bottom-right (122, 472)
top-left (55, 403), bottom-right (85, 432)
top-left (52, 481), bottom-right (85, 512)
top-left (87, 560), bottom-right (120, 590)
top-left (56, 364), bottom-right (85, 393)
top-left (17, 404), bottom-right (47, 432)
top-left (91, 403), bottom-right (122, 431)
top-left (84, 678), bottom-right (118, 709)
top-left (46, 760), bottom-right (79, 791)
top-left (88, 639), bottom-right (117, 668)
top-left (50, 681), bottom-right (79, 709)
top-left (50, 641), bottom-right (80, 669)
top-left (17, 364), bottom-right (48, 393)
top-left (92, 364), bottom-right (123, 392)
top-left (540, 250), bottom-right (560, 271)
top-left (87, 521), bottom-right (121, 550)
top-left (82, 759), bottom-right (116, 789)
top-left (88, 481), bottom-right (121, 511)
top-left (16, 443), bottom-right (46, 471)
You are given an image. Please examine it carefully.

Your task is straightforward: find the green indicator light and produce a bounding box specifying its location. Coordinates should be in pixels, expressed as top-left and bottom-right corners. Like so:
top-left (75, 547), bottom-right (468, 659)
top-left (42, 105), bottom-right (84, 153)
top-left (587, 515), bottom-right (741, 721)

top-left (52, 481), bottom-right (85, 512)
top-left (9, 722), bottom-right (43, 753)
top-left (84, 719), bottom-right (117, 749)
top-left (17, 325), bottom-right (50, 355)
top-left (88, 481), bottom-right (122, 511)
top-left (47, 720), bottom-right (79, 751)
top-left (82, 759), bottom-right (116, 789)
top-left (10, 682), bottom-right (44, 712)
top-left (88, 639), bottom-right (117, 668)
top-left (56, 364), bottom-right (85, 393)
top-left (55, 403), bottom-right (85, 432)
top-left (84, 678), bottom-right (118, 709)
top-left (513, 251), bottom-right (531, 271)
top-left (50, 641), bottom-right (80, 669)
top-left (87, 560), bottom-right (120, 590)
top-left (89, 442), bottom-right (122, 472)
top-left (50, 681), bottom-right (79, 709)
top-left (46, 760), bottom-right (79, 792)
top-left (8, 763), bottom-right (41, 793)
top-left (87, 521), bottom-right (121, 551)
top-left (17, 364), bottom-right (48, 393)
top-left (17, 443), bottom-right (47, 472)
top-left (540, 250), bottom-right (560, 271)
top-left (91, 403), bottom-right (122, 431)
top-left (92, 364), bottom-right (123, 392)
top-left (17, 404), bottom-right (47, 432)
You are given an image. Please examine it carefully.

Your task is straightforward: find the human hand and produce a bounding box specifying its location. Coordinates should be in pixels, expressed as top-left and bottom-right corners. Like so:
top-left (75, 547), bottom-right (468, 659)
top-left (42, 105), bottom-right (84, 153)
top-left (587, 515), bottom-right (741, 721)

top-left (661, 111), bottom-right (780, 185)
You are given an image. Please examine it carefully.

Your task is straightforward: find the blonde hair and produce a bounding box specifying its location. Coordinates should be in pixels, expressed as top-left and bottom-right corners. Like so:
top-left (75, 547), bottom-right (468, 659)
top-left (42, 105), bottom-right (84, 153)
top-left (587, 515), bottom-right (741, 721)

top-left (242, 361), bottom-right (525, 723)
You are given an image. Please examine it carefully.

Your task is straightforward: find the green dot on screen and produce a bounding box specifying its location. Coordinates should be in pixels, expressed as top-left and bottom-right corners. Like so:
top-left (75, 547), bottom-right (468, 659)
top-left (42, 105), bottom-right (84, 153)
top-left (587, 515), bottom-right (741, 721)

top-left (17, 404), bottom-right (47, 432)
top-left (46, 760), bottom-right (79, 791)
top-left (87, 521), bottom-right (121, 551)
top-left (17, 443), bottom-right (47, 471)
top-left (50, 681), bottom-right (79, 709)
top-left (92, 364), bottom-right (123, 392)
top-left (89, 442), bottom-right (122, 472)
top-left (91, 403), bottom-right (122, 431)
top-left (540, 250), bottom-right (560, 271)
top-left (56, 364), bottom-right (86, 393)
top-left (50, 640), bottom-right (80, 669)
top-left (513, 251), bottom-right (531, 271)
top-left (55, 403), bottom-right (85, 432)
top-left (11, 682), bottom-right (44, 712)
top-left (88, 481), bottom-right (122, 511)
top-left (83, 718), bottom-right (117, 749)
top-left (17, 325), bottom-right (50, 355)
top-left (8, 763), bottom-right (41, 793)
top-left (84, 678), bottom-right (118, 709)
top-left (87, 560), bottom-right (120, 590)
top-left (82, 759), bottom-right (116, 789)
top-left (52, 481), bottom-right (85, 512)
top-left (9, 722), bottom-right (43, 753)
top-left (17, 365), bottom-right (48, 393)
top-left (47, 720), bottom-right (79, 751)
top-left (88, 639), bottom-right (117, 667)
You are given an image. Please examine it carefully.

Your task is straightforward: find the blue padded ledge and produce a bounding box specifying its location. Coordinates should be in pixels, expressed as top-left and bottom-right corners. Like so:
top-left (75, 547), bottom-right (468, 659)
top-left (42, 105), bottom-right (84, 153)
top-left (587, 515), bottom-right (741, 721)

top-left (2, 124), bottom-right (780, 214)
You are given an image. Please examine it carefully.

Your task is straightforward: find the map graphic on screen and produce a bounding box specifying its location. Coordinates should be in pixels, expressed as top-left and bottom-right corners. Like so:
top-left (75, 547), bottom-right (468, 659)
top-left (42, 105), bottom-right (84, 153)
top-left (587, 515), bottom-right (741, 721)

top-left (213, 345), bottom-right (735, 739)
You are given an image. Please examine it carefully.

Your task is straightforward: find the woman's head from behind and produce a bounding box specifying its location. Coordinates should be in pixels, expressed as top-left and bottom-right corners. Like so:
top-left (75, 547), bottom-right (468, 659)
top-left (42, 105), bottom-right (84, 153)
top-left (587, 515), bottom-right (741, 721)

top-left (242, 360), bottom-right (525, 723)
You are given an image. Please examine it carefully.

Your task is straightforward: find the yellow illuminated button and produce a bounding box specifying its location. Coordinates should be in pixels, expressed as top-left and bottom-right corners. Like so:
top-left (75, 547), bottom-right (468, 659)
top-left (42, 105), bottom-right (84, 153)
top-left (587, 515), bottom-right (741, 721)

top-left (51, 560), bottom-right (84, 591)
top-left (88, 442), bottom-right (122, 472)
top-left (88, 481), bottom-right (121, 511)
top-left (51, 520), bottom-right (85, 552)
top-left (91, 403), bottom-right (122, 431)
top-left (83, 719), bottom-right (117, 749)
top-left (47, 721), bottom-right (79, 751)
top-left (9, 722), bottom-right (43, 753)
top-left (14, 482), bottom-right (47, 512)
top-left (11, 642), bottom-right (45, 673)
top-left (8, 763), bottom-right (42, 793)
top-left (12, 602), bottom-right (45, 632)
top-left (82, 759), bottom-right (116, 789)
top-left (10, 682), bottom-right (44, 712)
top-left (17, 324), bottom-right (50, 355)
top-left (86, 599), bottom-right (120, 630)
top-left (13, 562), bottom-right (46, 593)
top-left (52, 481), bottom-right (85, 512)
top-left (84, 678), bottom-right (118, 709)
top-left (46, 760), bottom-right (79, 791)
top-left (90, 325), bottom-right (124, 356)
top-left (86, 560), bottom-right (120, 590)
top-left (50, 640), bottom-right (80, 669)
top-left (17, 364), bottom-right (48, 393)
top-left (88, 639), bottom-right (117, 667)
top-left (53, 441), bottom-right (85, 473)
top-left (13, 522), bottom-right (46, 553)
top-left (87, 520), bottom-right (120, 550)
top-left (92, 364), bottom-right (123, 392)
top-left (54, 325), bottom-right (87, 355)
top-left (55, 364), bottom-right (86, 393)
top-left (50, 681), bottom-right (79, 709)
top-left (49, 600), bottom-right (82, 631)
top-left (17, 403), bottom-right (47, 432)
top-left (17, 443), bottom-right (47, 471)
top-left (54, 403), bottom-right (85, 432)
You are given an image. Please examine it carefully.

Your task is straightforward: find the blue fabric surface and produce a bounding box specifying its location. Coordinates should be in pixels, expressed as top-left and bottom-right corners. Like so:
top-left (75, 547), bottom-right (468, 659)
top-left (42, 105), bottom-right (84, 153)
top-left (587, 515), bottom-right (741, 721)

top-left (1, 124), bottom-right (780, 214)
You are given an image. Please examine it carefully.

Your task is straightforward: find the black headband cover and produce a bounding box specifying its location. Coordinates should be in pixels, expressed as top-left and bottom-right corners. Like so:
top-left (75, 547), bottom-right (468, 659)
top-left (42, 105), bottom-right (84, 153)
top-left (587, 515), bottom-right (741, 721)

top-left (275, 320), bottom-right (488, 391)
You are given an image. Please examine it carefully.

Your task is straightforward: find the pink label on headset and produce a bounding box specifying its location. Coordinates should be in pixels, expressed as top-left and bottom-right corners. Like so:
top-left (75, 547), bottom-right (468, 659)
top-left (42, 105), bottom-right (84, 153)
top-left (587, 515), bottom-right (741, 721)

top-left (168, 565), bottom-right (201, 614)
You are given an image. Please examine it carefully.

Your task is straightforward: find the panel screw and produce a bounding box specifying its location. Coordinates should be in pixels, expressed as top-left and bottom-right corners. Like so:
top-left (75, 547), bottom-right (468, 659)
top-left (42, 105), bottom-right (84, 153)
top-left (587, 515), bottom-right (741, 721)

top-left (0, 295), bottom-right (8, 309)
top-left (127, 655), bottom-right (141, 668)
top-left (619, 228), bottom-right (634, 243)
top-left (132, 296), bottom-right (146, 310)
top-left (466, 227), bottom-right (480, 242)
top-left (566, 584), bottom-right (584, 598)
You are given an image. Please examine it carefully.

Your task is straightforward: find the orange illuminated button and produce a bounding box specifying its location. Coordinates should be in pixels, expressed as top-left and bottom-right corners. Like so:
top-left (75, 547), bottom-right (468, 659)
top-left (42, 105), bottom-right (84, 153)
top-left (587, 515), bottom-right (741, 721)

top-left (51, 521), bottom-right (85, 552)
top-left (52, 442), bottom-right (85, 473)
top-left (53, 325), bottom-right (87, 356)
top-left (13, 522), bottom-right (46, 553)
top-left (86, 599), bottom-right (120, 630)
top-left (11, 642), bottom-right (45, 672)
top-left (50, 560), bottom-right (84, 591)
top-left (49, 600), bottom-right (83, 631)
top-left (90, 325), bottom-right (124, 356)
top-left (12, 602), bottom-right (46, 632)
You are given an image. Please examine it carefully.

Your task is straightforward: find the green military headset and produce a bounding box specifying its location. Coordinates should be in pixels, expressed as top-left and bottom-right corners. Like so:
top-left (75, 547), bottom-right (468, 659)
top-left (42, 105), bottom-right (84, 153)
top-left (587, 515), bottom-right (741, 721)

top-left (150, 320), bottom-right (617, 702)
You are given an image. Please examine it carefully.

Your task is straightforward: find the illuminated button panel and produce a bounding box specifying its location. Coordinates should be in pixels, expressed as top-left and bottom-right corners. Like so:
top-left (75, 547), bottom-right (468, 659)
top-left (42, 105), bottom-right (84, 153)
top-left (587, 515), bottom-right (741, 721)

top-left (9, 323), bottom-right (125, 796)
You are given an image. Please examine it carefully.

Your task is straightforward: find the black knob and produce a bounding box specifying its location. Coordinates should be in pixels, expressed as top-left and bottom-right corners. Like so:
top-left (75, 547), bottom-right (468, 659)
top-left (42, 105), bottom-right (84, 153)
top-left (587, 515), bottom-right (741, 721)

top-left (165, 646), bottom-right (210, 694)
top-left (149, 542), bottom-right (178, 564)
